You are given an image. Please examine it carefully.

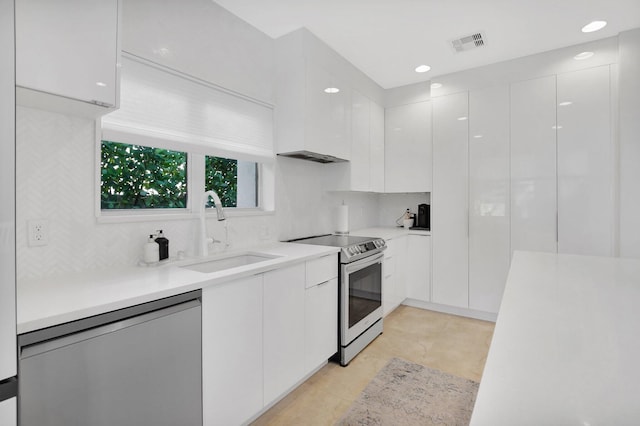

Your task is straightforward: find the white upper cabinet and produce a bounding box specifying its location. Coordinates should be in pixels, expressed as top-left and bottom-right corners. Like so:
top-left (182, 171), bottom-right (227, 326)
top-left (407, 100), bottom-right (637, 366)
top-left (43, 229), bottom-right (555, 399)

top-left (370, 101), bottom-right (385, 192)
top-left (304, 60), bottom-right (350, 160)
top-left (557, 66), bottom-right (614, 256)
top-left (338, 89), bottom-right (385, 192)
top-left (510, 76), bottom-right (558, 255)
top-left (468, 85), bottom-right (511, 314)
top-left (432, 92), bottom-right (469, 308)
top-left (384, 101), bottom-right (432, 192)
top-left (15, 0), bottom-right (120, 114)
top-left (275, 32), bottom-right (351, 161)
top-left (350, 89), bottom-right (373, 191)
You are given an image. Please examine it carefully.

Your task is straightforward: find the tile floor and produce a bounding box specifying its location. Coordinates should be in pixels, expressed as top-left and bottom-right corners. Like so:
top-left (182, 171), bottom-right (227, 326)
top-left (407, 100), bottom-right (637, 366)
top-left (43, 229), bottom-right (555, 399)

top-left (251, 305), bottom-right (495, 425)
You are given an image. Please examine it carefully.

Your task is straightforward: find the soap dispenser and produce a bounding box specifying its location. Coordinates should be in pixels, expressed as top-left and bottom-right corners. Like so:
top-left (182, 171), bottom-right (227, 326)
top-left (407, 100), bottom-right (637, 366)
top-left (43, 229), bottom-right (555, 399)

top-left (155, 230), bottom-right (169, 261)
top-left (144, 234), bottom-right (159, 264)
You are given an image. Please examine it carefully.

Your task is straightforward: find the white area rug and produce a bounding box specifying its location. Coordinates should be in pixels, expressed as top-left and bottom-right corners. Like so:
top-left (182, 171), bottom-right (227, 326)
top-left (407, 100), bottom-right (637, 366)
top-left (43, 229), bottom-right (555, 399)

top-left (336, 357), bottom-right (479, 426)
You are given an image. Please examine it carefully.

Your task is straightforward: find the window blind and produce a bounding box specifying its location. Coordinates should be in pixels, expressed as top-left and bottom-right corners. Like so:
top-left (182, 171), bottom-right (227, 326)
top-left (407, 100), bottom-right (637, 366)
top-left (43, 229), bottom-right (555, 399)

top-left (102, 56), bottom-right (274, 163)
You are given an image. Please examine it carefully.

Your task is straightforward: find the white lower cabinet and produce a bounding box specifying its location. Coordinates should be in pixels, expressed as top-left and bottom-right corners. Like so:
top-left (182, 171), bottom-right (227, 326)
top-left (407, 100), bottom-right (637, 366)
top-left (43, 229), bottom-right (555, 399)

top-left (406, 235), bottom-right (431, 302)
top-left (383, 236), bottom-right (407, 316)
top-left (202, 275), bottom-right (263, 426)
top-left (304, 278), bottom-right (338, 371)
top-left (0, 397), bottom-right (16, 426)
top-left (263, 264), bottom-right (306, 404)
top-left (202, 256), bottom-right (338, 425)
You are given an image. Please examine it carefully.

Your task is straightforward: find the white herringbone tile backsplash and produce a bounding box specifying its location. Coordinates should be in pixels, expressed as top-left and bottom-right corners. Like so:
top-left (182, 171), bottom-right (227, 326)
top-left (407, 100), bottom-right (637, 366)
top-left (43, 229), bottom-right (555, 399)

top-left (16, 107), bottom-right (418, 282)
top-left (16, 107), bottom-right (276, 281)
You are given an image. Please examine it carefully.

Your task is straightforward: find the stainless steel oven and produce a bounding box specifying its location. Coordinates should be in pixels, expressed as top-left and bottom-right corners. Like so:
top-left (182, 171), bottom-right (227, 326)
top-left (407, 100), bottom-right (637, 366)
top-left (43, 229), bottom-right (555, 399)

top-left (287, 234), bottom-right (386, 366)
top-left (340, 251), bottom-right (384, 365)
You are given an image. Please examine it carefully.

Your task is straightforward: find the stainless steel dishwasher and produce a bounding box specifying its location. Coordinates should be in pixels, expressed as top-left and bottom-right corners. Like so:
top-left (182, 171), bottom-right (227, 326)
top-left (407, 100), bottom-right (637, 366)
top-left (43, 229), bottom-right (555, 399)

top-left (18, 290), bottom-right (202, 426)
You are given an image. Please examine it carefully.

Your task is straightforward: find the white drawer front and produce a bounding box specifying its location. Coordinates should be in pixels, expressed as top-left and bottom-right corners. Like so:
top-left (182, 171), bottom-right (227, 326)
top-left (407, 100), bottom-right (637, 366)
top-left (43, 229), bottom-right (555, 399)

top-left (306, 254), bottom-right (338, 288)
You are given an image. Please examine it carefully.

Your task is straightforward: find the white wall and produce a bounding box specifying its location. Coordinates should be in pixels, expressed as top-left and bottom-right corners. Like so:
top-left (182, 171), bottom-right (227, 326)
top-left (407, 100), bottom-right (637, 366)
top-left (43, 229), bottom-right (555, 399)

top-left (17, 0), bottom-right (638, 281)
top-left (618, 28), bottom-right (640, 258)
top-left (14, 0), bottom-right (386, 280)
top-left (275, 156), bottom-right (381, 241)
top-left (429, 36), bottom-right (619, 97)
top-left (16, 0), bottom-right (282, 280)
top-left (377, 193), bottom-right (430, 227)
top-left (15, 107), bottom-right (277, 280)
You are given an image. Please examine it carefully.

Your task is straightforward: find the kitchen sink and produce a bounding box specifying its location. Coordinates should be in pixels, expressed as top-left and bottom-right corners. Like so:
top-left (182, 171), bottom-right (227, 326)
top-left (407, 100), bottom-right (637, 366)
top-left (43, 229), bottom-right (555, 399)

top-left (180, 252), bottom-right (281, 273)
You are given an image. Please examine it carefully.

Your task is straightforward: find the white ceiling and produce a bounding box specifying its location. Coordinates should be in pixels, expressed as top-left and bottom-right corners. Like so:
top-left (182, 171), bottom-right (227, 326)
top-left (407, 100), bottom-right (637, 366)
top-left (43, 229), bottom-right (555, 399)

top-left (212, 0), bottom-right (640, 89)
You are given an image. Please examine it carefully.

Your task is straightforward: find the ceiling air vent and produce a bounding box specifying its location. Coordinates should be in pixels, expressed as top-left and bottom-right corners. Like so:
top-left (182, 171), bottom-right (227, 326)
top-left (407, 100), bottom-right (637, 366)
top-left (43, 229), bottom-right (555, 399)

top-left (451, 32), bottom-right (486, 53)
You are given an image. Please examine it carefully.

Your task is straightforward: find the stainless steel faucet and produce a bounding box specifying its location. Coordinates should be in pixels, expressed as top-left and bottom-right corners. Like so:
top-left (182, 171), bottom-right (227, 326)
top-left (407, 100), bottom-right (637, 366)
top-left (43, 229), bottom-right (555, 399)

top-left (199, 190), bottom-right (226, 257)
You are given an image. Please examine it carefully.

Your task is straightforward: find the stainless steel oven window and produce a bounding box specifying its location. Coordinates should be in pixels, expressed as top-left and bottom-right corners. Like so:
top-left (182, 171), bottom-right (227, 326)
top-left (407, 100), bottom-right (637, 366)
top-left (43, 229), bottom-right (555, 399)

top-left (341, 252), bottom-right (384, 344)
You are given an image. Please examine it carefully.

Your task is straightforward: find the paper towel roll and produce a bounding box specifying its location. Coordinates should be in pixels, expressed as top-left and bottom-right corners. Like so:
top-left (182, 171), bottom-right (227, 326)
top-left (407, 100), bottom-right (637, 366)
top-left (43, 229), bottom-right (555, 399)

top-left (335, 204), bottom-right (349, 235)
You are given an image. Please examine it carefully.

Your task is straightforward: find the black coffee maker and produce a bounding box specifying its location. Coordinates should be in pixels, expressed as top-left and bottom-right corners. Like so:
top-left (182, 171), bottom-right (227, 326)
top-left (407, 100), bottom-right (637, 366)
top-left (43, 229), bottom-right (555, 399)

top-left (415, 204), bottom-right (430, 230)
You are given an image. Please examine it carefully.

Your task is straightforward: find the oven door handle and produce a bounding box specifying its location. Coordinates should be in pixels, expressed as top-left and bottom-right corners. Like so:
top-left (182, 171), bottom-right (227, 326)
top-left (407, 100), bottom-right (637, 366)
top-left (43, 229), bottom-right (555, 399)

top-left (343, 251), bottom-right (384, 274)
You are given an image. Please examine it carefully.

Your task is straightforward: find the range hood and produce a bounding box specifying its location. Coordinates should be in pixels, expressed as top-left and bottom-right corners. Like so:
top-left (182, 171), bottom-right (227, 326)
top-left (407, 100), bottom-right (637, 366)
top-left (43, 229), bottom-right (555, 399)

top-left (277, 150), bottom-right (348, 164)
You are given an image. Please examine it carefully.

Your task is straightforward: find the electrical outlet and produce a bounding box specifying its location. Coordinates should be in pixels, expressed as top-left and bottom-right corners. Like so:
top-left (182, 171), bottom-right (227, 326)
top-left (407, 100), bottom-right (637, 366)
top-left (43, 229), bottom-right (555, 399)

top-left (28, 219), bottom-right (49, 247)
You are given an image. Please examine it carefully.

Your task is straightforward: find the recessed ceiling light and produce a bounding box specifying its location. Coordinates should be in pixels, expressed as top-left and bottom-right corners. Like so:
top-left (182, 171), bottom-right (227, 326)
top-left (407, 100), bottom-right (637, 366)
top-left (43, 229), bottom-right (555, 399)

top-left (574, 51), bottom-right (594, 60)
top-left (582, 21), bottom-right (607, 33)
top-left (430, 83), bottom-right (442, 89)
top-left (324, 87), bottom-right (340, 94)
top-left (552, 125), bottom-right (563, 130)
top-left (457, 116), bottom-right (468, 121)
top-left (473, 134), bottom-right (483, 139)
top-left (95, 82), bottom-right (107, 87)
top-left (415, 65), bottom-right (431, 73)
top-left (558, 101), bottom-right (573, 106)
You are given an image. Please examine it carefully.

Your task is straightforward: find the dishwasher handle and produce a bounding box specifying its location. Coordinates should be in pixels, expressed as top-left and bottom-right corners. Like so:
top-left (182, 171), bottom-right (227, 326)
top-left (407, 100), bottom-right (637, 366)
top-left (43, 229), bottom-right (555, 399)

top-left (20, 291), bottom-right (201, 359)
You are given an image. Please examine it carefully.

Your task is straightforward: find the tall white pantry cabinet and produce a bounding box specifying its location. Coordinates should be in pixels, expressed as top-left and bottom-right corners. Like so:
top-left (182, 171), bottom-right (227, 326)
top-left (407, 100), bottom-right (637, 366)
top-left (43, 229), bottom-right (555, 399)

top-left (431, 64), bottom-right (614, 315)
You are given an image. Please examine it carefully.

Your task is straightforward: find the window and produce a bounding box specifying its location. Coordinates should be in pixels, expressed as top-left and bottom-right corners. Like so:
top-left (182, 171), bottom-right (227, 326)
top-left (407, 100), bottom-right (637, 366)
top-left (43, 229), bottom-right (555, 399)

top-left (101, 141), bottom-right (187, 209)
top-left (205, 156), bottom-right (258, 208)
top-left (100, 141), bottom-right (261, 214)
top-left (98, 56), bottom-right (274, 220)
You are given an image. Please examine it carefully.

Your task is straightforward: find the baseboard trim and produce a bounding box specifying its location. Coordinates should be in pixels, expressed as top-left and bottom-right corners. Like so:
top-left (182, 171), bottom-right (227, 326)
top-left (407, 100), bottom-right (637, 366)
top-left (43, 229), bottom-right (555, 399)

top-left (245, 361), bottom-right (328, 425)
top-left (401, 299), bottom-right (498, 322)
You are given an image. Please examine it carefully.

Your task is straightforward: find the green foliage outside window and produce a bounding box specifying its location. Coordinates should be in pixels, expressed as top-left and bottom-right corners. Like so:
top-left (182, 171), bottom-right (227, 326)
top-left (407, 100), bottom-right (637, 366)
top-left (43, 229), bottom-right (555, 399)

top-left (101, 141), bottom-right (187, 209)
top-left (205, 155), bottom-right (238, 207)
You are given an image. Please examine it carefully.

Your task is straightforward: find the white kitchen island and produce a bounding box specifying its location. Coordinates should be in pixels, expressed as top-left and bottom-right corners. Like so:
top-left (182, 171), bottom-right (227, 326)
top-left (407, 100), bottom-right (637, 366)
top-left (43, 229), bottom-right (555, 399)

top-left (471, 251), bottom-right (640, 425)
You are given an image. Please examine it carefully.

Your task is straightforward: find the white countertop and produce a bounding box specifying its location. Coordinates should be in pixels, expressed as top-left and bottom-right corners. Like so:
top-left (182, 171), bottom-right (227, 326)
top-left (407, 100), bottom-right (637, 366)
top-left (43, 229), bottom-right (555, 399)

top-left (350, 226), bottom-right (430, 240)
top-left (17, 242), bottom-right (338, 334)
top-left (471, 251), bottom-right (640, 425)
